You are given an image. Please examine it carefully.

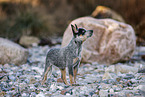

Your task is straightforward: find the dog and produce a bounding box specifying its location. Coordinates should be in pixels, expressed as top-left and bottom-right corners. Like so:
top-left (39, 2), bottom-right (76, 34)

top-left (41, 24), bottom-right (93, 85)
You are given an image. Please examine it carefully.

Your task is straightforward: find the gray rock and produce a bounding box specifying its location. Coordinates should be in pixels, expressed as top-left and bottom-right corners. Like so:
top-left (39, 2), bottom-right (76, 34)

top-left (105, 65), bottom-right (115, 73)
top-left (9, 75), bottom-right (16, 81)
top-left (137, 85), bottom-right (145, 91)
top-left (22, 93), bottom-right (27, 97)
top-left (112, 85), bottom-right (122, 92)
top-left (19, 35), bottom-right (40, 47)
top-left (99, 90), bottom-right (108, 97)
top-left (115, 64), bottom-right (138, 74)
top-left (0, 38), bottom-right (28, 65)
top-left (49, 83), bottom-right (58, 92)
top-left (100, 83), bottom-right (111, 90)
top-left (102, 72), bottom-right (118, 80)
top-left (31, 92), bottom-right (37, 97)
top-left (109, 88), bottom-right (114, 93)
top-left (36, 92), bottom-right (45, 97)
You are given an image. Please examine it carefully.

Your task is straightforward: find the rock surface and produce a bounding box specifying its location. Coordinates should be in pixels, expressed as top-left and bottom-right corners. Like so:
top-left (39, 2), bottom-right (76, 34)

top-left (0, 45), bottom-right (145, 97)
top-left (0, 38), bottom-right (28, 65)
top-left (91, 6), bottom-right (125, 22)
top-left (61, 17), bottom-right (136, 64)
top-left (19, 35), bottom-right (40, 47)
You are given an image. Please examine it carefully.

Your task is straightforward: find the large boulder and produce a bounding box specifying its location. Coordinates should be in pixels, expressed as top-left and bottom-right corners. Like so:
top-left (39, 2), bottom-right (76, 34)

top-left (61, 17), bottom-right (136, 64)
top-left (0, 38), bottom-right (29, 65)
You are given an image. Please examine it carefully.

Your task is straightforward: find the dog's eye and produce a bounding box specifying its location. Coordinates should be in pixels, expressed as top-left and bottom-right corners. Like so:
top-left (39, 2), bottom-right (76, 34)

top-left (82, 30), bottom-right (85, 35)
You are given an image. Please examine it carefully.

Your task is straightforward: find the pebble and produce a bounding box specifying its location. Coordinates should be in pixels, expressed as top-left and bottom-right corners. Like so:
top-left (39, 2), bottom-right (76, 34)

top-left (137, 85), bottom-right (145, 91)
top-left (109, 88), bottom-right (114, 93)
top-left (49, 83), bottom-right (58, 92)
top-left (115, 64), bottom-right (138, 73)
top-left (99, 90), bottom-right (108, 97)
top-left (102, 72), bottom-right (118, 80)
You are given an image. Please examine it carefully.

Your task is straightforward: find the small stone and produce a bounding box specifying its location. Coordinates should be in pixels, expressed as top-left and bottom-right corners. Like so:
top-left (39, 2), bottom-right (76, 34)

top-left (29, 76), bottom-right (37, 84)
top-left (100, 83), bottom-right (111, 90)
top-left (118, 91), bottom-right (125, 96)
top-left (29, 84), bottom-right (36, 90)
top-left (115, 65), bottom-right (138, 74)
top-left (11, 86), bottom-right (16, 90)
top-left (137, 85), bottom-right (145, 91)
top-left (105, 65), bottom-right (115, 73)
top-left (3, 64), bottom-right (10, 68)
top-left (61, 88), bottom-right (73, 95)
top-left (99, 90), bottom-right (108, 97)
top-left (36, 92), bottom-right (45, 97)
top-left (49, 83), bottom-right (57, 92)
top-left (95, 89), bottom-right (99, 95)
top-left (57, 86), bottom-right (64, 90)
top-left (19, 35), bottom-right (40, 47)
top-left (0, 91), bottom-right (6, 96)
top-left (116, 77), bottom-right (121, 82)
top-left (66, 93), bottom-right (71, 95)
top-left (124, 74), bottom-right (134, 79)
top-left (22, 93), bottom-right (27, 97)
top-left (109, 88), bottom-right (114, 93)
top-left (125, 87), bottom-right (133, 90)
top-left (118, 84), bottom-right (123, 88)
top-left (30, 92), bottom-right (37, 96)
top-left (102, 72), bottom-right (118, 80)
top-left (34, 82), bottom-right (40, 88)
top-left (9, 75), bottom-right (16, 81)
top-left (130, 79), bottom-right (137, 83)
top-left (112, 85), bottom-right (122, 92)
top-left (57, 78), bottom-right (63, 83)
top-left (125, 93), bottom-right (134, 97)
top-left (92, 94), bottom-right (98, 97)
top-left (61, 89), bottom-right (67, 95)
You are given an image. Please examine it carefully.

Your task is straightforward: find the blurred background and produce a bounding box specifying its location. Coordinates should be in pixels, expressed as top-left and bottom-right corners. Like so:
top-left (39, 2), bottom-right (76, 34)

top-left (0, 0), bottom-right (145, 45)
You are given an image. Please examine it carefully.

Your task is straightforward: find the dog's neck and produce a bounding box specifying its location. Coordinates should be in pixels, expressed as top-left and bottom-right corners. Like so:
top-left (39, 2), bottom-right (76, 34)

top-left (67, 37), bottom-right (82, 49)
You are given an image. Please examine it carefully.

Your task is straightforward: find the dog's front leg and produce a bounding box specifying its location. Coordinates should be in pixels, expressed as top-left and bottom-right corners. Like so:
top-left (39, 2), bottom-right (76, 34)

top-left (60, 68), bottom-right (69, 85)
top-left (68, 65), bottom-right (75, 85)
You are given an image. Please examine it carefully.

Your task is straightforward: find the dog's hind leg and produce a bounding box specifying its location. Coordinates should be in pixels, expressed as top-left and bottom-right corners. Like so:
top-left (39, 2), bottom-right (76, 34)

top-left (60, 68), bottom-right (69, 85)
top-left (41, 62), bottom-right (52, 85)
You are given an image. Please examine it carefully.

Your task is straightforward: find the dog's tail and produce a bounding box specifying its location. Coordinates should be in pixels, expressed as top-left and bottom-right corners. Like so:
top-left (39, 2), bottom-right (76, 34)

top-left (41, 61), bottom-right (52, 85)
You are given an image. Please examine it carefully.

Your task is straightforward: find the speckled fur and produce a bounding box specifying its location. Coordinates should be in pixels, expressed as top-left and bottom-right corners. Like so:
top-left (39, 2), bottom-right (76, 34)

top-left (41, 24), bottom-right (93, 85)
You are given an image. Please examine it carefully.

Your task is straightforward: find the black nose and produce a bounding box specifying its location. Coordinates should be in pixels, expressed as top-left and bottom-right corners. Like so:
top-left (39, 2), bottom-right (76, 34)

top-left (89, 30), bottom-right (93, 37)
top-left (90, 30), bottom-right (93, 34)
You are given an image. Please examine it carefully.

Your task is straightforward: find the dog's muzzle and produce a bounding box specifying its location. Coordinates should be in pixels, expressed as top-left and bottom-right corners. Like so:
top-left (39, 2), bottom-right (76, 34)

top-left (88, 30), bottom-right (93, 37)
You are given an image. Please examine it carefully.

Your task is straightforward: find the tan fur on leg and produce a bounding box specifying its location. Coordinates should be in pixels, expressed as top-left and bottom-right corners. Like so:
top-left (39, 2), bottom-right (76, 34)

top-left (69, 74), bottom-right (74, 85)
top-left (61, 68), bottom-right (69, 85)
top-left (73, 67), bottom-right (78, 83)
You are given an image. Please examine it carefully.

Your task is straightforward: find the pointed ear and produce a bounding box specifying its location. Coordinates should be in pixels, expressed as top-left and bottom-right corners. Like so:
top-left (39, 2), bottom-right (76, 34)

top-left (75, 24), bottom-right (78, 30)
top-left (71, 24), bottom-right (77, 38)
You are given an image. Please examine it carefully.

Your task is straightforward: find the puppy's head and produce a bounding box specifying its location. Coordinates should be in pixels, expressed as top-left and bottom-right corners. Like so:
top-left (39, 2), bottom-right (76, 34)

top-left (71, 24), bottom-right (93, 42)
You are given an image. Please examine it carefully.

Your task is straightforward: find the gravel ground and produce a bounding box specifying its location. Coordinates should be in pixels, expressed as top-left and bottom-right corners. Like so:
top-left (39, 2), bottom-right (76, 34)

top-left (0, 44), bottom-right (145, 97)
